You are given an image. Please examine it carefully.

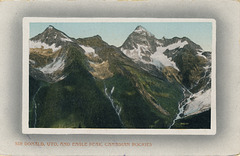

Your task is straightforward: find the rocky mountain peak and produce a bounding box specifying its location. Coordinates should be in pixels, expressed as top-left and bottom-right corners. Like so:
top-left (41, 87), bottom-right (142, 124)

top-left (30, 25), bottom-right (73, 47)
top-left (121, 26), bottom-right (157, 48)
top-left (134, 25), bottom-right (147, 32)
top-left (120, 26), bottom-right (160, 62)
top-left (41, 25), bottom-right (60, 36)
top-left (133, 25), bottom-right (154, 37)
top-left (93, 35), bottom-right (102, 40)
top-left (47, 25), bottom-right (54, 29)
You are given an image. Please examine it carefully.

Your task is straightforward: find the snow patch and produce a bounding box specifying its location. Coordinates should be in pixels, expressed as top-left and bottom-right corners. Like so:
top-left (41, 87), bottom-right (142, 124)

top-left (121, 40), bottom-right (188, 71)
top-left (58, 75), bottom-right (67, 81)
top-left (48, 26), bottom-right (54, 30)
top-left (150, 40), bottom-right (188, 70)
top-left (121, 48), bottom-right (139, 61)
top-left (29, 59), bottom-right (36, 64)
top-left (134, 26), bottom-right (146, 32)
top-left (60, 33), bottom-right (73, 42)
top-left (38, 55), bottom-right (65, 74)
top-left (155, 40), bottom-right (163, 46)
top-left (196, 50), bottom-right (207, 59)
top-left (151, 46), bottom-right (179, 70)
top-left (167, 40), bottom-right (188, 50)
top-left (88, 60), bottom-right (97, 65)
top-left (184, 89), bottom-right (211, 116)
top-left (79, 45), bottom-right (99, 57)
top-left (204, 65), bottom-right (211, 70)
top-left (60, 37), bottom-right (73, 42)
top-left (111, 86), bottom-right (115, 94)
top-left (30, 40), bottom-right (62, 52)
top-left (134, 26), bottom-right (153, 36)
top-left (121, 44), bottom-right (152, 62)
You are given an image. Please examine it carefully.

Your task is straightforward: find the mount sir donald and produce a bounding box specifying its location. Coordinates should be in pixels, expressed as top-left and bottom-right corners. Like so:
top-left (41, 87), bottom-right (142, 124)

top-left (29, 25), bottom-right (211, 129)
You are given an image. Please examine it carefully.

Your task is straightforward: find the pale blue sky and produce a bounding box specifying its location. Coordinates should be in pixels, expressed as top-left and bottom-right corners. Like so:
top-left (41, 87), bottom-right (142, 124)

top-left (30, 22), bottom-right (213, 51)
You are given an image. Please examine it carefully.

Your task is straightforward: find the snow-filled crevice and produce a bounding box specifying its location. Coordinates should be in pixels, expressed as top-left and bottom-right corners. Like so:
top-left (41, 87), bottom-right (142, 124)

top-left (60, 33), bottom-right (73, 42)
top-left (38, 54), bottom-right (66, 74)
top-left (169, 87), bottom-right (192, 129)
top-left (104, 85), bottom-right (124, 127)
top-left (32, 86), bottom-right (42, 128)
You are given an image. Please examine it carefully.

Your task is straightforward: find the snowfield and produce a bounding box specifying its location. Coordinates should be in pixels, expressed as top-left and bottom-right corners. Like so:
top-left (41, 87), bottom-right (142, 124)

top-left (121, 44), bottom-right (150, 62)
top-left (38, 55), bottom-right (65, 74)
top-left (166, 40), bottom-right (188, 50)
top-left (30, 40), bottom-right (62, 52)
top-left (60, 33), bottom-right (73, 42)
top-left (196, 49), bottom-right (207, 59)
top-left (79, 45), bottom-right (99, 57)
top-left (121, 40), bottom-right (188, 71)
top-left (184, 89), bottom-right (211, 116)
top-left (151, 46), bottom-right (179, 71)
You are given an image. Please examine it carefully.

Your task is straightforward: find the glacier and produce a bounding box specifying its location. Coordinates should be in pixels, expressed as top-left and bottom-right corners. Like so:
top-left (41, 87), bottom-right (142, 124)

top-left (184, 89), bottom-right (211, 116)
top-left (151, 46), bottom-right (179, 71)
top-left (121, 40), bottom-right (188, 71)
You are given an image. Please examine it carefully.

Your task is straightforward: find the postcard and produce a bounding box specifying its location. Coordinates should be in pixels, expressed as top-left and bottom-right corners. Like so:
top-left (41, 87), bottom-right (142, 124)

top-left (22, 18), bottom-right (216, 135)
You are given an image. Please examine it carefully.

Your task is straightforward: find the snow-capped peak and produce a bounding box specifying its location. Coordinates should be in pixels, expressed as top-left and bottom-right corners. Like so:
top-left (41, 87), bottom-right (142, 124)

top-left (134, 25), bottom-right (147, 32)
top-left (133, 25), bottom-right (153, 36)
top-left (47, 25), bottom-right (54, 30)
top-left (31, 25), bottom-right (74, 45)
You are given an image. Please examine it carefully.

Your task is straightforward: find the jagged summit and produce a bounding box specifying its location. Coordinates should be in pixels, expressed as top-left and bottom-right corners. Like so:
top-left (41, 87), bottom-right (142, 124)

top-left (48, 25), bottom-right (54, 29)
top-left (89, 35), bottom-right (102, 40)
top-left (120, 25), bottom-right (160, 62)
top-left (30, 25), bottom-right (73, 47)
top-left (42, 25), bottom-right (59, 33)
top-left (133, 25), bottom-right (154, 37)
top-left (134, 25), bottom-right (147, 32)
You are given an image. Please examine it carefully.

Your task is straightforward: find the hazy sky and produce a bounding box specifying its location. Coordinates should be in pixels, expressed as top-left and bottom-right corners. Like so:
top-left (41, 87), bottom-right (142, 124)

top-left (30, 22), bottom-right (213, 51)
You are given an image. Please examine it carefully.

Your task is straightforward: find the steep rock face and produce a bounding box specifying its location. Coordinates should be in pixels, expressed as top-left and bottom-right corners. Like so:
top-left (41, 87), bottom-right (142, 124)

top-left (120, 25), bottom-right (211, 90)
top-left (162, 38), bottom-right (210, 91)
top-left (120, 25), bottom-right (212, 119)
top-left (120, 26), bottom-right (184, 71)
top-left (121, 26), bottom-right (161, 62)
top-left (30, 25), bottom-right (74, 47)
top-left (29, 26), bottom-right (83, 82)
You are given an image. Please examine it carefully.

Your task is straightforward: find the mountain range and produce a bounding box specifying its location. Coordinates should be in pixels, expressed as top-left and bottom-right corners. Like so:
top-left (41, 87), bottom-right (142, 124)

top-left (29, 25), bottom-right (211, 129)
